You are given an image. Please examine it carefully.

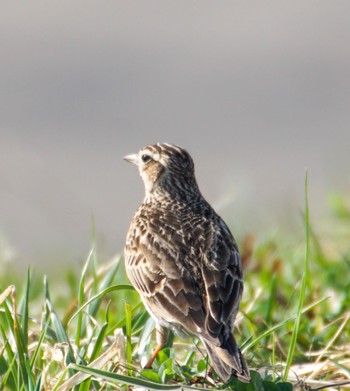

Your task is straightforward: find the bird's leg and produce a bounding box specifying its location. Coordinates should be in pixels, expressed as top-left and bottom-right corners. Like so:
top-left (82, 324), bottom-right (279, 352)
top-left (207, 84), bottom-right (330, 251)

top-left (144, 325), bottom-right (169, 368)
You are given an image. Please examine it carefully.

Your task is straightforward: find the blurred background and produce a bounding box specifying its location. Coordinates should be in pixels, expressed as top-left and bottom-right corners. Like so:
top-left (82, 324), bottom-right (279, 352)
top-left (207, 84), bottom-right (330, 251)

top-left (1, 1), bottom-right (349, 275)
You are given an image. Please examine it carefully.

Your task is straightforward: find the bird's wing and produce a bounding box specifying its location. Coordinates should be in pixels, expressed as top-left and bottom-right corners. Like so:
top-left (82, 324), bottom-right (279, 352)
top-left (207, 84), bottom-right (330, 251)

top-left (125, 220), bottom-right (207, 336)
top-left (198, 216), bottom-right (244, 341)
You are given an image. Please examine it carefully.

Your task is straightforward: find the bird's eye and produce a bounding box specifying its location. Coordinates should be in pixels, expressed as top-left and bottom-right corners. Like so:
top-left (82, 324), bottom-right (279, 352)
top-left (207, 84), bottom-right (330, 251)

top-left (141, 154), bottom-right (152, 164)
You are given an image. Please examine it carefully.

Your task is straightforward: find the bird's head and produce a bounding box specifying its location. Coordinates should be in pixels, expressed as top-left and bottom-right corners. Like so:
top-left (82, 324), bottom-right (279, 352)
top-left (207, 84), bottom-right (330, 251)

top-left (124, 143), bottom-right (199, 198)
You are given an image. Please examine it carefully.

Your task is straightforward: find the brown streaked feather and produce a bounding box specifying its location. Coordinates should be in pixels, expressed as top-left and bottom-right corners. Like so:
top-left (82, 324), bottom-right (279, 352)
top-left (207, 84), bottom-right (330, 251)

top-left (126, 212), bottom-right (207, 336)
top-left (125, 199), bottom-right (242, 344)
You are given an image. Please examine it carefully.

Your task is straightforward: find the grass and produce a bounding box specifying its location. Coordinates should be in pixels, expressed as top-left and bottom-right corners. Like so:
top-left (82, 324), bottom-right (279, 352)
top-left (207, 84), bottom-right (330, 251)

top-left (283, 172), bottom-right (310, 381)
top-left (1, 184), bottom-right (350, 390)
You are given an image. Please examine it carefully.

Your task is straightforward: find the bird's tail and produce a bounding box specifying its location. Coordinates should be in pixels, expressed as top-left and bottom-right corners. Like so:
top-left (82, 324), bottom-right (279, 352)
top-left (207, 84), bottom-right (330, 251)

top-left (201, 334), bottom-right (250, 383)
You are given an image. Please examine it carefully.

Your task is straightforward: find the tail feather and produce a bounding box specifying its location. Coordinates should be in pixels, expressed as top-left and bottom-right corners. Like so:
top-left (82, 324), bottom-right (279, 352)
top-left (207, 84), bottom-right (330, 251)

top-left (202, 334), bottom-right (250, 383)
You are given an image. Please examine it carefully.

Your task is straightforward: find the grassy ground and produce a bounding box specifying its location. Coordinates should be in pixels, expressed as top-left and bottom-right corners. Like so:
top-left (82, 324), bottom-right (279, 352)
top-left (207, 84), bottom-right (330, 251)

top-left (1, 187), bottom-right (350, 390)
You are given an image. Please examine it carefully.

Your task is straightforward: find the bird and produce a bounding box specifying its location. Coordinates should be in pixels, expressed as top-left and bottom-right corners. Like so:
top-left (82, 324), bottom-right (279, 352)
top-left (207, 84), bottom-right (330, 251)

top-left (124, 143), bottom-right (250, 383)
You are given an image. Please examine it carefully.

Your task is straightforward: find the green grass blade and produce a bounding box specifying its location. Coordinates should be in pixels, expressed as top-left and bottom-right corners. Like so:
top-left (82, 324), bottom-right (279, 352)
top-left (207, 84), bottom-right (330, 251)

top-left (87, 258), bottom-right (120, 319)
top-left (265, 274), bottom-right (277, 323)
top-left (1, 356), bottom-right (18, 390)
top-left (131, 308), bottom-right (150, 333)
top-left (19, 269), bottom-right (30, 353)
top-left (112, 301), bottom-right (144, 331)
top-left (43, 275), bottom-right (51, 303)
top-left (46, 299), bottom-right (76, 366)
top-left (69, 364), bottom-right (200, 390)
top-left (283, 172), bottom-right (310, 380)
top-left (89, 302), bottom-right (110, 363)
top-left (24, 354), bottom-right (35, 391)
top-left (68, 285), bottom-right (134, 324)
top-left (90, 218), bottom-right (99, 295)
top-left (34, 374), bottom-right (42, 391)
top-left (0, 323), bottom-right (15, 366)
top-left (14, 312), bottom-right (29, 387)
top-left (76, 248), bottom-right (94, 348)
top-left (77, 378), bottom-right (92, 391)
top-left (30, 310), bottom-right (50, 369)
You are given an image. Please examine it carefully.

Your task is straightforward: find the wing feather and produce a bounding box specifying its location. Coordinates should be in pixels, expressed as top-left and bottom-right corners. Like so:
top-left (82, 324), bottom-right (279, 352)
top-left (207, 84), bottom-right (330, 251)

top-left (125, 202), bottom-right (243, 344)
top-left (125, 223), bottom-right (206, 334)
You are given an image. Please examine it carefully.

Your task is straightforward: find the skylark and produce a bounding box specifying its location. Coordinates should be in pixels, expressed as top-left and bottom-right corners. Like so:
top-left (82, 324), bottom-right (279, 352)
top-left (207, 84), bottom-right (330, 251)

top-left (124, 143), bottom-right (250, 383)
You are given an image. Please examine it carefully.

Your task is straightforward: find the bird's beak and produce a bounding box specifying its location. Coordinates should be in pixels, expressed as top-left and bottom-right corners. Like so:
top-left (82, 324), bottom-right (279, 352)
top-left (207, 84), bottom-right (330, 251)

top-left (123, 153), bottom-right (139, 166)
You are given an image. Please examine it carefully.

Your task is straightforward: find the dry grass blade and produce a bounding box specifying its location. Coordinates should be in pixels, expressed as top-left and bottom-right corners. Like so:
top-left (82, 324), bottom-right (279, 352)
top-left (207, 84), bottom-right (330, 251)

top-left (307, 313), bottom-right (350, 380)
top-left (0, 285), bottom-right (15, 306)
top-left (56, 330), bottom-right (125, 391)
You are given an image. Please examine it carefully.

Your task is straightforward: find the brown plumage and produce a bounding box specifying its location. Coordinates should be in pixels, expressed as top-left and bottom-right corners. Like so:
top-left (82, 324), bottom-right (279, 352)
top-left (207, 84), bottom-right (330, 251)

top-left (124, 143), bottom-right (250, 383)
